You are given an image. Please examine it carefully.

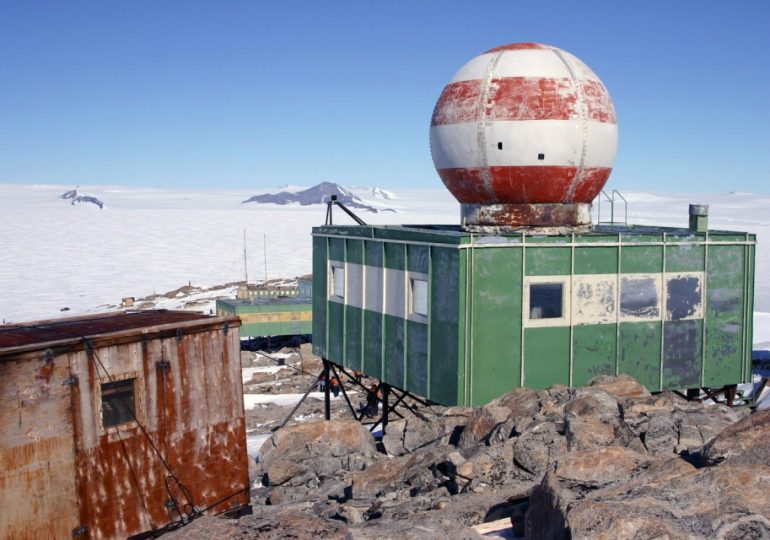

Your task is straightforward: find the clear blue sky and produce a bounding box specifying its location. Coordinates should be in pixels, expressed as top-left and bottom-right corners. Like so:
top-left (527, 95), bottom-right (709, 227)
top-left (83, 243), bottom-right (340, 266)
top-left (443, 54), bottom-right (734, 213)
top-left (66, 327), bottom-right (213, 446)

top-left (1, 0), bottom-right (769, 193)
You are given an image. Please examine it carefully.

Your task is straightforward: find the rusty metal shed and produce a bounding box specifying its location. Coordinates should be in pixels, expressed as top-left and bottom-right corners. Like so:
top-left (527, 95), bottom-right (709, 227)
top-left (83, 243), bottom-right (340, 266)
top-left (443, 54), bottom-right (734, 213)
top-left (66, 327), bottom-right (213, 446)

top-left (0, 310), bottom-right (249, 539)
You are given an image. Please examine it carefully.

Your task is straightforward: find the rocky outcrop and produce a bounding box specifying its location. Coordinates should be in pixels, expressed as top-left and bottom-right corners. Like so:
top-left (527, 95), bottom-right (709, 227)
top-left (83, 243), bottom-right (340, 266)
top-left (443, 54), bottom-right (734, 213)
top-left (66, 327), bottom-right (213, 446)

top-left (381, 407), bottom-right (472, 456)
top-left (701, 409), bottom-right (770, 466)
top-left (220, 375), bottom-right (769, 538)
top-left (259, 421), bottom-right (377, 490)
top-left (528, 458), bottom-right (770, 539)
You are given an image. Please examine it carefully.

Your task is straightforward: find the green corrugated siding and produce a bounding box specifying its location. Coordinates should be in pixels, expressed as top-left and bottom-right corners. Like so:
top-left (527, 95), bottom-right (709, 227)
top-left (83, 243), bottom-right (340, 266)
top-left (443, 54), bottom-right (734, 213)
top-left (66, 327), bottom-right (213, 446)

top-left (572, 324), bottom-right (616, 386)
top-left (746, 243), bottom-right (756, 381)
top-left (365, 240), bottom-right (383, 266)
top-left (383, 314), bottom-right (405, 387)
top-left (363, 309), bottom-right (382, 379)
top-left (525, 247), bottom-right (570, 276)
top-left (619, 322), bottom-right (661, 390)
top-left (574, 246), bottom-right (617, 274)
top-left (704, 244), bottom-right (746, 386)
top-left (312, 227), bottom-right (754, 406)
top-left (430, 247), bottom-right (461, 405)
top-left (621, 246), bottom-right (663, 273)
top-left (524, 327), bottom-right (570, 389)
top-left (328, 301), bottom-right (344, 361)
top-left (406, 321), bottom-right (429, 397)
top-left (329, 237), bottom-right (345, 261)
top-left (407, 244), bottom-right (429, 273)
top-left (231, 303), bottom-right (311, 314)
top-left (240, 321), bottom-right (312, 337)
top-left (345, 305), bottom-right (363, 371)
top-left (346, 239), bottom-right (363, 264)
top-left (662, 319), bottom-right (702, 389)
top-left (469, 247), bottom-right (522, 405)
top-left (385, 242), bottom-right (405, 270)
top-left (666, 244), bottom-right (705, 272)
top-left (312, 236), bottom-right (328, 356)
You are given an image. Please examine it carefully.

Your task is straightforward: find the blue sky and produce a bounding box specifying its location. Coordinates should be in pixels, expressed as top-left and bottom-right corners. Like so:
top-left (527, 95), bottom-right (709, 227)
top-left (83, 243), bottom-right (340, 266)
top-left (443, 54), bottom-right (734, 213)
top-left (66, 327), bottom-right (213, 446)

top-left (1, 1), bottom-right (769, 193)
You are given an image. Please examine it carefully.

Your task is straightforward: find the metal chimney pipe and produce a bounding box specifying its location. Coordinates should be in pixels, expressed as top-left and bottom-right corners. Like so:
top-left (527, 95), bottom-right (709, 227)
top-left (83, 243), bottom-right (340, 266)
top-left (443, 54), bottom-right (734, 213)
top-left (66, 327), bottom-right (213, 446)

top-left (689, 204), bottom-right (708, 232)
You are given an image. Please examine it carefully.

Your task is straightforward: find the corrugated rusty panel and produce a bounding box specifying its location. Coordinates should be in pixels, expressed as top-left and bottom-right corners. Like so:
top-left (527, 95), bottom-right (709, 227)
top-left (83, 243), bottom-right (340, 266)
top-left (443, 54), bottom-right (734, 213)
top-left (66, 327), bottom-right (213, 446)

top-left (0, 352), bottom-right (81, 539)
top-left (70, 325), bottom-right (248, 539)
top-left (0, 311), bottom-right (211, 348)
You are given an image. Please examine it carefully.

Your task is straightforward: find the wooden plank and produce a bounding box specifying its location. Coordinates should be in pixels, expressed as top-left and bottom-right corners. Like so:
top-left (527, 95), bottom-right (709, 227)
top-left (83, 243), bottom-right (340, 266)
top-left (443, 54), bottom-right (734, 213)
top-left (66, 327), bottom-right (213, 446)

top-left (473, 518), bottom-right (513, 534)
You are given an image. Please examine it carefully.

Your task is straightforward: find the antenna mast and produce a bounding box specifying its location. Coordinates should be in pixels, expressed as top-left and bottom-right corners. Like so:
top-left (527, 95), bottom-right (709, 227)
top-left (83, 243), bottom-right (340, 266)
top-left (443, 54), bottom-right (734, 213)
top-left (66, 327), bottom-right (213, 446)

top-left (243, 229), bottom-right (248, 284)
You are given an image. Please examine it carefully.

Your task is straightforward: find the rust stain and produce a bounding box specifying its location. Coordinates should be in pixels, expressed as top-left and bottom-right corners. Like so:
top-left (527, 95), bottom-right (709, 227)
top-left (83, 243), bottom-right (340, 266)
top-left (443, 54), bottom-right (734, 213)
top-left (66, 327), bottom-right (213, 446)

top-left (464, 202), bottom-right (593, 228)
top-left (0, 310), bottom-right (211, 348)
top-left (2, 312), bottom-right (246, 540)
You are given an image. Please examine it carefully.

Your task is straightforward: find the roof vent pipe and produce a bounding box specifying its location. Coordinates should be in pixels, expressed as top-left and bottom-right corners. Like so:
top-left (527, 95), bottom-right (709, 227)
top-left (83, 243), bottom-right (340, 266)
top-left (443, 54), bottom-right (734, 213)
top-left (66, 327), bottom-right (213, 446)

top-left (689, 204), bottom-right (708, 233)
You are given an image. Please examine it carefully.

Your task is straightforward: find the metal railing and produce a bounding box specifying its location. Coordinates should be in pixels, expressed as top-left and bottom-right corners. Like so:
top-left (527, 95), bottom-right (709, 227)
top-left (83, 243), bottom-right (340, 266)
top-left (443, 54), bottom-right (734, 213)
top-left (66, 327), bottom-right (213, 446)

top-left (596, 189), bottom-right (628, 225)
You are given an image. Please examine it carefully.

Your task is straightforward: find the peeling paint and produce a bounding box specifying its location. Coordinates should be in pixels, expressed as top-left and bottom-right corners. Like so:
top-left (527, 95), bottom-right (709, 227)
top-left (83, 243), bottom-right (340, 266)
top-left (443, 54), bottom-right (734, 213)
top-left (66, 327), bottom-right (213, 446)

top-left (1, 312), bottom-right (249, 540)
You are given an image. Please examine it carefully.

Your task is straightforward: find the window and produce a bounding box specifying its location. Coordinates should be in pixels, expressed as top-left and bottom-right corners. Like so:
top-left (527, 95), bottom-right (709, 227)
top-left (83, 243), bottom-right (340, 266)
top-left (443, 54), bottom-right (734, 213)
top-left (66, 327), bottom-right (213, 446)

top-left (410, 278), bottom-right (428, 318)
top-left (620, 276), bottom-right (660, 319)
top-left (666, 274), bottom-right (702, 320)
top-left (330, 263), bottom-right (344, 300)
top-left (530, 283), bottom-right (564, 319)
top-left (102, 378), bottom-right (136, 428)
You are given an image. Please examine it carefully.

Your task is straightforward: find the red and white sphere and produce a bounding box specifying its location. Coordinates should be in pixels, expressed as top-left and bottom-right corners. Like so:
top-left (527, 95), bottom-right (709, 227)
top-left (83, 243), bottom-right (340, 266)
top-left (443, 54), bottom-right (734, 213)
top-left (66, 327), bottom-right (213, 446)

top-left (430, 43), bottom-right (618, 206)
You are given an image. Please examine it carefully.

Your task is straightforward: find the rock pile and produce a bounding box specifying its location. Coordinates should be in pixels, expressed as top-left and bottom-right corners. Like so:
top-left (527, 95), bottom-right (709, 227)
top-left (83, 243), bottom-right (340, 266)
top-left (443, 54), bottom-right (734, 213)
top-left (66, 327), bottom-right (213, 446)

top-left (171, 376), bottom-right (769, 539)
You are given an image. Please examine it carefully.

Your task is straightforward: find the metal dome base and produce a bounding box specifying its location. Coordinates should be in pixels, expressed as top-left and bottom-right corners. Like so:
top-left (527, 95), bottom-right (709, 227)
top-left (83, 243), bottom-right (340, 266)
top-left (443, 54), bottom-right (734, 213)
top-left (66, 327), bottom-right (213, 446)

top-left (460, 202), bottom-right (593, 233)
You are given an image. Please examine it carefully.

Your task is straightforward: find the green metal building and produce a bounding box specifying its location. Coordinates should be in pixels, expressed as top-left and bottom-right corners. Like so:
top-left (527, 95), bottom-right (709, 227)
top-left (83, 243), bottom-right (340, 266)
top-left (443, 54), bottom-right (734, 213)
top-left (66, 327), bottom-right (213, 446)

top-left (312, 222), bottom-right (755, 406)
top-left (216, 296), bottom-right (312, 338)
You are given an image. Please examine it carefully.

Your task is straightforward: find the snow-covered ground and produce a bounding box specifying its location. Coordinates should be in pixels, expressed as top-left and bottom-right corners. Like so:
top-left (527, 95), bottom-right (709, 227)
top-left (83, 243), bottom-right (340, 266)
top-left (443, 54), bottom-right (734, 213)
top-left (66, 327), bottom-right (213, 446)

top-left (0, 183), bottom-right (767, 348)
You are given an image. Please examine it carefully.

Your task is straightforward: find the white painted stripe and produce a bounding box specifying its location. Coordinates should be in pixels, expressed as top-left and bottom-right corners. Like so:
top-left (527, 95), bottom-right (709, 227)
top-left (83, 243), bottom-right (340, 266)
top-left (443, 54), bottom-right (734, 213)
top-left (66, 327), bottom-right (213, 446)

top-left (572, 274), bottom-right (617, 325)
top-left (347, 262), bottom-right (364, 309)
top-left (364, 265), bottom-right (383, 312)
top-left (450, 49), bottom-right (601, 84)
top-left (384, 268), bottom-right (406, 318)
top-left (430, 120), bottom-right (618, 169)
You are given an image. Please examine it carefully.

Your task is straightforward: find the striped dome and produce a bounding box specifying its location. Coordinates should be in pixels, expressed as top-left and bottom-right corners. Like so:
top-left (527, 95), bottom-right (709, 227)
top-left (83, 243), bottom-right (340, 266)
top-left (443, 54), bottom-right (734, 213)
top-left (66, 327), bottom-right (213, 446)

top-left (430, 43), bottom-right (617, 205)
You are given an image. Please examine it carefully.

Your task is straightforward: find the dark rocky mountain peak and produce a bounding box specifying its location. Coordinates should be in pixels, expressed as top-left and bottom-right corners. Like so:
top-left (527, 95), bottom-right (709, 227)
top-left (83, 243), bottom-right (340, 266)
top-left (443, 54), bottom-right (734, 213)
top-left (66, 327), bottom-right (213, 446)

top-left (60, 188), bottom-right (105, 209)
top-left (242, 182), bottom-right (394, 213)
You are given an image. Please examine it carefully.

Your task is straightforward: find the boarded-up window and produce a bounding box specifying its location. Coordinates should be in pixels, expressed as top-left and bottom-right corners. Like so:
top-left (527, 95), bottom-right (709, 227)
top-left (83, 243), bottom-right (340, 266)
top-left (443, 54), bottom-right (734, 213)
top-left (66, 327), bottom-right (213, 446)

top-left (620, 276), bottom-right (660, 319)
top-left (666, 275), bottom-right (702, 320)
top-left (102, 378), bottom-right (136, 428)
top-left (530, 283), bottom-right (563, 319)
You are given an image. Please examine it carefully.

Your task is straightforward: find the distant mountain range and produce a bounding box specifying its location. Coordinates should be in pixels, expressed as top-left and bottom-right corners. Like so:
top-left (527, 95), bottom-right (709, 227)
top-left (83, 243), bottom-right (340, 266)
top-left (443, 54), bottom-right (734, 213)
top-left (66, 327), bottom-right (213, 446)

top-left (60, 189), bottom-right (105, 209)
top-left (242, 182), bottom-right (395, 213)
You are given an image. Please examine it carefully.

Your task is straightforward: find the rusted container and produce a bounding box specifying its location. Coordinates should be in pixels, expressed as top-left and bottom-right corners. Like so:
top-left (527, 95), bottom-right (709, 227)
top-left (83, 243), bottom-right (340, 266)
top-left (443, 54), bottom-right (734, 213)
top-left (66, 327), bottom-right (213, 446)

top-left (0, 310), bottom-right (249, 539)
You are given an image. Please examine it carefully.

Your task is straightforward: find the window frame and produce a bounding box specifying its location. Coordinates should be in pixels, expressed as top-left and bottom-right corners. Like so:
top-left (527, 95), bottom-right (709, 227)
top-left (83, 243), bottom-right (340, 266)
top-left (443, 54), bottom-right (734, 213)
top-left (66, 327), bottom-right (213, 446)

top-left (407, 271), bottom-right (429, 323)
top-left (523, 276), bottom-right (570, 328)
top-left (329, 261), bottom-right (345, 302)
top-left (99, 371), bottom-right (142, 435)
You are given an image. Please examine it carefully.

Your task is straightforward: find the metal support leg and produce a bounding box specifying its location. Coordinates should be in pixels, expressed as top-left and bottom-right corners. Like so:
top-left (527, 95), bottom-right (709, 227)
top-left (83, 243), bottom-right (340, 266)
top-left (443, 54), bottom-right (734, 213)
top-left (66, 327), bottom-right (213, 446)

top-left (726, 384), bottom-right (737, 407)
top-left (329, 364), bottom-right (360, 420)
top-left (276, 371), bottom-right (323, 431)
top-left (322, 359), bottom-right (331, 420)
top-left (382, 384), bottom-right (390, 432)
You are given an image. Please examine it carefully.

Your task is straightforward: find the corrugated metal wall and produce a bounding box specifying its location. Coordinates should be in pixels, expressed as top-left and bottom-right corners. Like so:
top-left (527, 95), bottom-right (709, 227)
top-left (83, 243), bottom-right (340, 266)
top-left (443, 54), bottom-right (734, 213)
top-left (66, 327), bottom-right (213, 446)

top-left (1, 316), bottom-right (249, 539)
top-left (313, 226), bottom-right (755, 407)
top-left (0, 353), bottom-right (81, 538)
